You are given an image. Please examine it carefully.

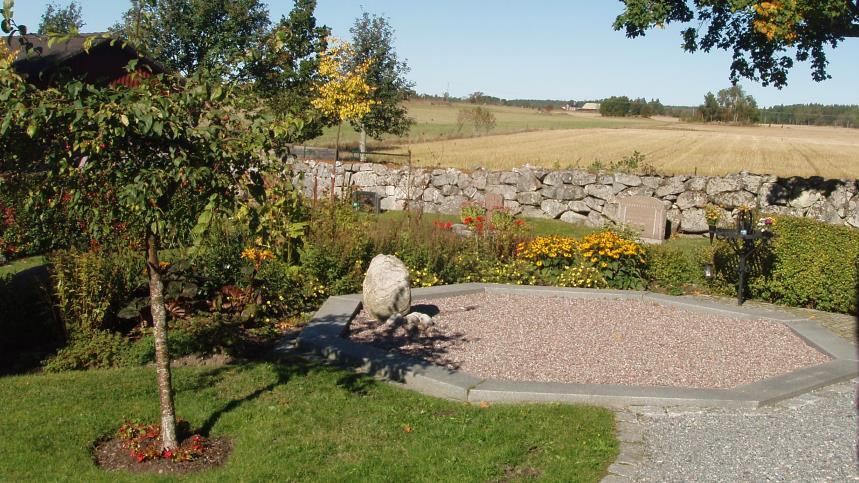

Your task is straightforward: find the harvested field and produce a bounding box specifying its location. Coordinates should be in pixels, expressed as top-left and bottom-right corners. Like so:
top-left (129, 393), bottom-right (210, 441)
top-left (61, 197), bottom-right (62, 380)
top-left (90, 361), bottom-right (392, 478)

top-left (348, 293), bottom-right (830, 389)
top-left (402, 123), bottom-right (859, 178)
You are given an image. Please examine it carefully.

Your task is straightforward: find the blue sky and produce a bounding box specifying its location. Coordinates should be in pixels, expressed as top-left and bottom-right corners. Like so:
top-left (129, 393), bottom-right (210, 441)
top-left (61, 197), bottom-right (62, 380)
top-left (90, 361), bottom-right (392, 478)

top-left (9, 0), bottom-right (859, 107)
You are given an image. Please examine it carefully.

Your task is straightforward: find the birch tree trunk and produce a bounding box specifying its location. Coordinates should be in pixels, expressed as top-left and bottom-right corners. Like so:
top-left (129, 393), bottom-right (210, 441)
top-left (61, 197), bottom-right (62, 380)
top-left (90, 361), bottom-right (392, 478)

top-left (359, 124), bottom-right (367, 162)
top-left (147, 232), bottom-right (178, 451)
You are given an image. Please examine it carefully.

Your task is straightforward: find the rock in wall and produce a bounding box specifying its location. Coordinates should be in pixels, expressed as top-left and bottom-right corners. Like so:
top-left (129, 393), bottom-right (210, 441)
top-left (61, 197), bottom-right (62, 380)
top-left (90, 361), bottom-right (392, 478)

top-left (289, 159), bottom-right (859, 233)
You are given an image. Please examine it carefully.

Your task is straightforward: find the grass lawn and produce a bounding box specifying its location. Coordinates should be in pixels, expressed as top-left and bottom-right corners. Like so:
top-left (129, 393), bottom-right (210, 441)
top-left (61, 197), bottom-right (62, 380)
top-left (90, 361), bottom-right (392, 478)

top-left (0, 255), bottom-right (46, 277)
top-left (0, 359), bottom-right (618, 481)
top-left (310, 100), bottom-right (661, 149)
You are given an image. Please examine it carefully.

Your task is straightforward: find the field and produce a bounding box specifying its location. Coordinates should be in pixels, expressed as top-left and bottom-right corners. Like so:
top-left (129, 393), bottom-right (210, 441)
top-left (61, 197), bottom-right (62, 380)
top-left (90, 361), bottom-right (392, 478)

top-left (309, 101), bottom-right (859, 179)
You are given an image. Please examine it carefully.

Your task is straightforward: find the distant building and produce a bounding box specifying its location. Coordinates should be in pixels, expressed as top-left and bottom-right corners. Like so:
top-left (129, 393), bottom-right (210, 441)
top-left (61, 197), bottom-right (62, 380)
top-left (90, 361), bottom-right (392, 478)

top-left (9, 33), bottom-right (165, 88)
top-left (580, 102), bottom-right (601, 112)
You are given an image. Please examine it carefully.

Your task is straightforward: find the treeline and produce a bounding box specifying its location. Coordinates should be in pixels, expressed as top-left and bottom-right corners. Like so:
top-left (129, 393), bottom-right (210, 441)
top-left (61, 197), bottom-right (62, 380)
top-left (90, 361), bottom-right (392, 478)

top-left (599, 97), bottom-right (666, 117)
top-left (414, 92), bottom-right (570, 110)
top-left (758, 104), bottom-right (859, 128)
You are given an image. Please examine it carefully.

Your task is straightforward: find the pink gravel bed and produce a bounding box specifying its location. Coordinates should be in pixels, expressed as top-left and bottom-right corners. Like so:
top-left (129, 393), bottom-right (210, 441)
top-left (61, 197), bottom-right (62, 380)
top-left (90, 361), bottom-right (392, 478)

top-left (347, 293), bottom-right (831, 389)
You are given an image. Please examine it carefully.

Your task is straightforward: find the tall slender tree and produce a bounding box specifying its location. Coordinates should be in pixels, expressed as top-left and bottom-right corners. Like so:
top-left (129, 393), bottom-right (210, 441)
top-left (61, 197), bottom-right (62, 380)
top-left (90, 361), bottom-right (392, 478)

top-left (348, 12), bottom-right (414, 157)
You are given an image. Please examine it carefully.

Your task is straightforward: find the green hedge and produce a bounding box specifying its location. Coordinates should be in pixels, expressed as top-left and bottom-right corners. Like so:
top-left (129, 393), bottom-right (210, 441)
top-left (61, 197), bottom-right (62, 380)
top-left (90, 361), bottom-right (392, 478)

top-left (712, 216), bottom-right (859, 314)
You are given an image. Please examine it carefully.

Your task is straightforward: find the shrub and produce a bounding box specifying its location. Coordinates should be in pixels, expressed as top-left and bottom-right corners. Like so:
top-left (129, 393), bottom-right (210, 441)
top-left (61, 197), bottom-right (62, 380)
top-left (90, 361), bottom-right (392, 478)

top-left (578, 230), bottom-right (647, 290)
top-left (712, 216), bottom-right (859, 314)
top-left (42, 330), bottom-right (132, 372)
top-left (191, 221), bottom-right (248, 296)
top-left (647, 244), bottom-right (706, 294)
top-left (49, 248), bottom-right (143, 336)
top-left (257, 259), bottom-right (327, 317)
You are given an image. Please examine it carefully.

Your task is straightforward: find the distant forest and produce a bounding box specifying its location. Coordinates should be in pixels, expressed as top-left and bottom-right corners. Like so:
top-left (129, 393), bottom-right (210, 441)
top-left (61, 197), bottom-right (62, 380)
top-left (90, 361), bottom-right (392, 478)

top-left (758, 104), bottom-right (859, 128)
top-left (415, 93), bottom-right (859, 128)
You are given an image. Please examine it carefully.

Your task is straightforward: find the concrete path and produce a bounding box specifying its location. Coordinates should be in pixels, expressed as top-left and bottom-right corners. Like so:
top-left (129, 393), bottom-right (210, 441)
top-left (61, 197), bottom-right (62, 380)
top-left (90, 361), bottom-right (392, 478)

top-left (605, 379), bottom-right (858, 481)
top-left (605, 296), bottom-right (858, 482)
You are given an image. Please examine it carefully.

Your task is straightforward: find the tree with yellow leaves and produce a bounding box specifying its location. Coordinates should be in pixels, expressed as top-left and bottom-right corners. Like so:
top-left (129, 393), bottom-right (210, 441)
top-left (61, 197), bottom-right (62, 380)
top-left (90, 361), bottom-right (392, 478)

top-left (311, 37), bottom-right (376, 160)
top-left (614, 0), bottom-right (859, 88)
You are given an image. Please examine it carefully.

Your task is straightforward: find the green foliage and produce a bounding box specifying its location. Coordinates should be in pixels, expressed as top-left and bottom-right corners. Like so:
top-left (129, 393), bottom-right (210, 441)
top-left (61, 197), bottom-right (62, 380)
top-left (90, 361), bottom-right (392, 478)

top-left (48, 248), bottom-right (143, 335)
top-left (239, 178), bottom-right (311, 263)
top-left (42, 330), bottom-right (130, 372)
top-left (700, 92), bottom-right (720, 122)
top-left (114, 0), bottom-right (271, 81)
top-left (456, 106), bottom-right (496, 135)
top-left (256, 259), bottom-right (327, 317)
top-left (710, 216), bottom-right (859, 314)
top-left (760, 103), bottom-right (859, 128)
top-left (715, 85), bottom-right (759, 124)
top-left (647, 243), bottom-right (706, 294)
top-left (348, 11), bottom-right (415, 139)
top-left (191, 221), bottom-right (248, 296)
top-left (614, 0), bottom-right (859, 87)
top-left (248, 0), bottom-right (331, 141)
top-left (599, 96), bottom-right (631, 117)
top-left (301, 203), bottom-right (374, 295)
top-left (0, 174), bottom-right (92, 258)
top-left (37, 1), bottom-right (83, 34)
top-left (588, 151), bottom-right (656, 175)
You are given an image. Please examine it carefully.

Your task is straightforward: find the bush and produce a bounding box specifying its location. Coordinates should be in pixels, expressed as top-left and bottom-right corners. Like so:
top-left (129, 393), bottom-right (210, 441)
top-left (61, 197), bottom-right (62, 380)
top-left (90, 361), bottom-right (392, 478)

top-left (647, 244), bottom-right (706, 294)
top-left (712, 216), bottom-right (859, 314)
top-left (49, 248), bottom-right (143, 336)
top-left (578, 230), bottom-right (647, 290)
top-left (42, 330), bottom-right (132, 372)
top-left (191, 221), bottom-right (248, 296)
top-left (257, 259), bottom-right (327, 317)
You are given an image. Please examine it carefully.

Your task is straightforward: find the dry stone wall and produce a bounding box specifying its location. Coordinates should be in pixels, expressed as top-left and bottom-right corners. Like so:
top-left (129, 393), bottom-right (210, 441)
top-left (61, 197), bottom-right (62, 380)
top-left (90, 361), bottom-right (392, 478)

top-left (289, 159), bottom-right (859, 233)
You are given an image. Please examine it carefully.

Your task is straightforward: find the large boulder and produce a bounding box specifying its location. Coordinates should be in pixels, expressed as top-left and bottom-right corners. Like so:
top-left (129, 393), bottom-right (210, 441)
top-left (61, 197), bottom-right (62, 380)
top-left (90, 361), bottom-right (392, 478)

top-left (362, 254), bottom-right (411, 322)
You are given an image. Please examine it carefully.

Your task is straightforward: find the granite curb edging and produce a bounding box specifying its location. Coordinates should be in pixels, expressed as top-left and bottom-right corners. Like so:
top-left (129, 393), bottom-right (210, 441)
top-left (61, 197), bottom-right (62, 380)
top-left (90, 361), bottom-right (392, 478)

top-left (284, 283), bottom-right (858, 408)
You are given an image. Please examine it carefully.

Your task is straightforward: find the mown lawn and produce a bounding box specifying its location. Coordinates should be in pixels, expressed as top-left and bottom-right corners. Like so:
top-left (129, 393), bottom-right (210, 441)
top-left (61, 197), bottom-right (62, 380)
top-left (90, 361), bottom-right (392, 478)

top-left (0, 359), bottom-right (618, 482)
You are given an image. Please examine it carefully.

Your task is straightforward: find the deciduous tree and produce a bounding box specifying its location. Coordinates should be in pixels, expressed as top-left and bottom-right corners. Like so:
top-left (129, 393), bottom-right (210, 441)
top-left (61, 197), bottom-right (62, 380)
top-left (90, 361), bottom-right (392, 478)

top-left (614, 0), bottom-right (859, 87)
top-left (38, 1), bottom-right (83, 34)
top-left (247, 0), bottom-right (330, 142)
top-left (311, 37), bottom-right (376, 160)
top-left (2, 3), bottom-right (292, 451)
top-left (348, 12), bottom-right (414, 157)
top-left (113, 0), bottom-right (271, 81)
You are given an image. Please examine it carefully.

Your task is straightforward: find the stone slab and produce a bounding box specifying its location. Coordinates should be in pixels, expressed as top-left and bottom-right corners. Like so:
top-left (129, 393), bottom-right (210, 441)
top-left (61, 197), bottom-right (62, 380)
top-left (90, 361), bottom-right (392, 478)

top-left (467, 379), bottom-right (757, 409)
top-left (483, 284), bottom-right (645, 301)
top-left (731, 359), bottom-right (859, 405)
top-left (780, 320), bottom-right (859, 361)
top-left (641, 293), bottom-right (807, 322)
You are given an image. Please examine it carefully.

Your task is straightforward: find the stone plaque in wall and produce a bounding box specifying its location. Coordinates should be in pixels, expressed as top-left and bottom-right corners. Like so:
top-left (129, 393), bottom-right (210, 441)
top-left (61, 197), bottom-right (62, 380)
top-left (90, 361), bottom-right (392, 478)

top-left (352, 190), bottom-right (381, 214)
top-left (484, 193), bottom-right (504, 211)
top-left (615, 196), bottom-right (666, 244)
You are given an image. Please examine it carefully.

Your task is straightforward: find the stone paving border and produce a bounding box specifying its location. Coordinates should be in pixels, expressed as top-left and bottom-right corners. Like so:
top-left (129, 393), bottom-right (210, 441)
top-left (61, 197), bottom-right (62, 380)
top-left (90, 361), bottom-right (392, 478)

top-left (282, 283), bottom-right (858, 409)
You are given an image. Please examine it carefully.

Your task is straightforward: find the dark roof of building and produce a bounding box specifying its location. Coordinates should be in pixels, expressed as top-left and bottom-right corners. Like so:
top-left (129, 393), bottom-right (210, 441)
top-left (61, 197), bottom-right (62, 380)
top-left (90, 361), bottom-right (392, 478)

top-left (8, 33), bottom-right (166, 86)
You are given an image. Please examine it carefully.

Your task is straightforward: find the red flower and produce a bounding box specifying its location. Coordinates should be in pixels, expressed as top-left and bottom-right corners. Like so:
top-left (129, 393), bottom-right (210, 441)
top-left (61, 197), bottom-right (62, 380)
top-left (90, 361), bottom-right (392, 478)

top-left (476, 215), bottom-right (485, 223)
top-left (463, 216), bottom-right (473, 224)
top-left (162, 449), bottom-right (174, 459)
top-left (515, 219), bottom-right (524, 226)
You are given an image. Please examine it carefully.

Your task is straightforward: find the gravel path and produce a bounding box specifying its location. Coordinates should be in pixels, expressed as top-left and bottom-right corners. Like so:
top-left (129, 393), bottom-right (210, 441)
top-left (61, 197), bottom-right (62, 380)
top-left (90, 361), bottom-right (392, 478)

top-left (348, 293), bottom-right (829, 388)
top-left (626, 379), bottom-right (859, 481)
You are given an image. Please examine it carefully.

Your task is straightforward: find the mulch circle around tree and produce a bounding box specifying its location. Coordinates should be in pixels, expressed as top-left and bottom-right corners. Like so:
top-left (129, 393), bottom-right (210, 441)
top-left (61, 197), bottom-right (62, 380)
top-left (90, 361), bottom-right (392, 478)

top-left (93, 435), bottom-right (232, 475)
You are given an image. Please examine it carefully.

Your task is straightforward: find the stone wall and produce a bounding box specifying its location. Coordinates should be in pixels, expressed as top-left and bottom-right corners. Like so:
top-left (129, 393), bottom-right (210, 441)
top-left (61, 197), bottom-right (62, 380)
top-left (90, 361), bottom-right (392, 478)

top-left (289, 159), bottom-right (859, 234)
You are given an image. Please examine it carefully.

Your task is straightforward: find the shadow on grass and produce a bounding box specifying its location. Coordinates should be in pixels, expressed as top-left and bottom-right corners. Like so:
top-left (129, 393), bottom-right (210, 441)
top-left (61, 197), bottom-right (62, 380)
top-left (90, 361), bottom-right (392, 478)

top-left (190, 355), bottom-right (382, 436)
